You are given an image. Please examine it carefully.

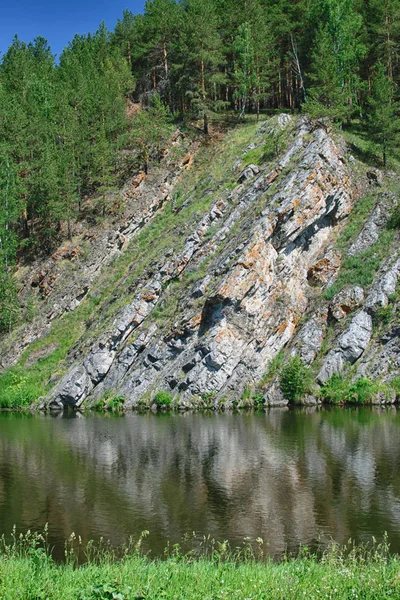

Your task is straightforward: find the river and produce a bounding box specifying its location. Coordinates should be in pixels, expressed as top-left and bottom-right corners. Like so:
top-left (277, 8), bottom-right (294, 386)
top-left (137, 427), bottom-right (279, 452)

top-left (0, 407), bottom-right (399, 560)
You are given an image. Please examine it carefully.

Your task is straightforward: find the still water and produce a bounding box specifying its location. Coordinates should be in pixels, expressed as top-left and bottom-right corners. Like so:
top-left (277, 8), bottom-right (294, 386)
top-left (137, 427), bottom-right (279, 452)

top-left (0, 407), bottom-right (399, 559)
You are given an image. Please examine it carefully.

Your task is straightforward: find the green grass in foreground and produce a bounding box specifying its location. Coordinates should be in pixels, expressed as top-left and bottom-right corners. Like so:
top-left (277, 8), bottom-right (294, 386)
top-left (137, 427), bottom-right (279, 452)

top-left (0, 531), bottom-right (399, 599)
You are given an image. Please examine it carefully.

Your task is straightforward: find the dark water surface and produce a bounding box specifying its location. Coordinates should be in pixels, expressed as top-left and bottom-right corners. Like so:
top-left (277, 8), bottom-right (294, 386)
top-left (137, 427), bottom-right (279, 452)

top-left (0, 407), bottom-right (400, 559)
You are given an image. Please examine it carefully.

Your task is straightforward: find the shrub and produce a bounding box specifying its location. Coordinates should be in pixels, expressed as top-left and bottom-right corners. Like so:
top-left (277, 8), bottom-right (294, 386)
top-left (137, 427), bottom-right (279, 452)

top-left (153, 390), bottom-right (173, 408)
top-left (388, 205), bottom-right (400, 229)
top-left (252, 393), bottom-right (264, 410)
top-left (241, 385), bottom-right (252, 401)
top-left (260, 350), bottom-right (284, 387)
top-left (320, 376), bottom-right (383, 404)
top-left (390, 377), bottom-right (400, 396)
top-left (319, 374), bottom-right (349, 404)
top-left (279, 356), bottom-right (313, 403)
top-left (106, 395), bottom-right (125, 411)
top-left (372, 305), bottom-right (392, 326)
top-left (201, 391), bottom-right (216, 405)
top-left (346, 378), bottom-right (377, 404)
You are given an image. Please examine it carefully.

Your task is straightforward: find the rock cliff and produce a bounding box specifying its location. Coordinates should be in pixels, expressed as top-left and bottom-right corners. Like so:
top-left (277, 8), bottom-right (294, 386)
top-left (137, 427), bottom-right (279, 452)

top-left (2, 114), bottom-right (399, 410)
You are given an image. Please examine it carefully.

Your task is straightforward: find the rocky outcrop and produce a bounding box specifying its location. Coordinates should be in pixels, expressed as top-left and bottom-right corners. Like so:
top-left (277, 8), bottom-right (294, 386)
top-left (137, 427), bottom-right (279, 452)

top-left (317, 310), bottom-right (373, 384)
top-left (290, 308), bottom-right (328, 365)
top-left (348, 192), bottom-right (394, 256)
top-left (330, 286), bottom-right (364, 321)
top-left (42, 115), bottom-right (358, 409)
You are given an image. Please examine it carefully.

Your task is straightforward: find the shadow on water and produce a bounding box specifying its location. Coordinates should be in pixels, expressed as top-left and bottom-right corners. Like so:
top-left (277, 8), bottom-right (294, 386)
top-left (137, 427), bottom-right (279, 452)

top-left (0, 406), bottom-right (399, 560)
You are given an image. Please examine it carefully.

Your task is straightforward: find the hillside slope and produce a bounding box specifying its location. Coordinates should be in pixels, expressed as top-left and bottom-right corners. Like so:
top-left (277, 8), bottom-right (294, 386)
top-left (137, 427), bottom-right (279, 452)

top-left (1, 115), bottom-right (399, 410)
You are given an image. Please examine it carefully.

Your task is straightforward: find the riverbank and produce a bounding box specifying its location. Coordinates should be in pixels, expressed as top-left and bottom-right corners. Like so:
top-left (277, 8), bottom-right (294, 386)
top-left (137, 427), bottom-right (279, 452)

top-left (1, 536), bottom-right (399, 600)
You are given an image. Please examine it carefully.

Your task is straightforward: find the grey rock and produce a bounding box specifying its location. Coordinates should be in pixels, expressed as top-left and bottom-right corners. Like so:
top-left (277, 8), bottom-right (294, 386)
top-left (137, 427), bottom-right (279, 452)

top-left (291, 311), bottom-right (327, 365)
top-left (371, 389), bottom-right (397, 405)
top-left (303, 394), bottom-right (319, 405)
top-left (330, 286), bottom-right (364, 321)
top-left (264, 383), bottom-right (289, 407)
top-left (318, 311), bottom-right (372, 384)
top-left (348, 194), bottom-right (394, 256)
top-left (237, 164), bottom-right (260, 183)
top-left (56, 365), bottom-right (93, 408)
top-left (367, 169), bottom-right (383, 186)
top-left (84, 346), bottom-right (115, 383)
top-left (364, 256), bottom-right (400, 310)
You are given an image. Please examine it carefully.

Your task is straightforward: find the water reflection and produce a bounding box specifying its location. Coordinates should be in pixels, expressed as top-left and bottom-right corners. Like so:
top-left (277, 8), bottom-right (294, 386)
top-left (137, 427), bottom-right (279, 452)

top-left (0, 407), bottom-right (399, 559)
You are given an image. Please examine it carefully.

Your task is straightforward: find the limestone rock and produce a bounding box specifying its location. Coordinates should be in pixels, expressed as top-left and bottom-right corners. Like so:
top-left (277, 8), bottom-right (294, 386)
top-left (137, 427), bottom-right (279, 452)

top-left (264, 383), bottom-right (289, 407)
top-left (42, 116), bottom-right (358, 409)
top-left (348, 194), bottom-right (394, 256)
top-left (317, 311), bottom-right (372, 384)
top-left (291, 309), bottom-right (328, 365)
top-left (307, 251), bottom-right (341, 287)
top-left (56, 365), bottom-right (93, 408)
top-left (237, 164), bottom-right (260, 183)
top-left (330, 286), bottom-right (364, 321)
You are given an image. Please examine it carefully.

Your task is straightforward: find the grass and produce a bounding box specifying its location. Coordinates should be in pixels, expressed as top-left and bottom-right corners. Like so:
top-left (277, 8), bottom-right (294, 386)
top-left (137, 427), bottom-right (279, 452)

top-left (342, 121), bottom-right (400, 172)
top-left (319, 375), bottom-right (396, 405)
top-left (259, 351), bottom-right (285, 388)
top-left (322, 191), bottom-right (395, 300)
top-left (0, 530), bottom-right (399, 600)
top-left (0, 297), bottom-right (98, 408)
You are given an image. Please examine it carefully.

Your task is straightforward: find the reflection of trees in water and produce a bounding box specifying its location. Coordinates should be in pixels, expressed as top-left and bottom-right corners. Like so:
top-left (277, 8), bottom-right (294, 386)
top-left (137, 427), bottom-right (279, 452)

top-left (0, 407), bottom-right (399, 558)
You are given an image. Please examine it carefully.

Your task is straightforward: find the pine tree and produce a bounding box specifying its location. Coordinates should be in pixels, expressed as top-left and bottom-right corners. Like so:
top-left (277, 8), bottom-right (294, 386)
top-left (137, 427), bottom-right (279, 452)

top-left (306, 0), bottom-right (365, 123)
top-left (179, 0), bottom-right (226, 133)
top-left (0, 144), bottom-right (22, 330)
top-left (130, 94), bottom-right (172, 173)
top-left (367, 61), bottom-right (399, 167)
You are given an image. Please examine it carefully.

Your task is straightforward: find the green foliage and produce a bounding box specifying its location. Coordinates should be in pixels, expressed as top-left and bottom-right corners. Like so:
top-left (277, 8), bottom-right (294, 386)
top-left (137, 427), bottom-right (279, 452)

top-left (153, 390), bottom-right (173, 408)
top-left (260, 350), bottom-right (285, 387)
top-left (388, 204), bottom-right (400, 229)
top-left (305, 0), bottom-right (366, 123)
top-left (106, 395), bottom-right (125, 412)
top-left (0, 529), bottom-right (398, 600)
top-left (390, 377), bottom-right (400, 396)
top-left (252, 393), bottom-right (264, 410)
top-left (0, 272), bottom-right (19, 332)
top-left (320, 375), bottom-right (391, 404)
top-left (201, 391), bottom-right (216, 405)
top-left (323, 229), bottom-right (394, 299)
top-left (129, 94), bottom-right (173, 172)
top-left (367, 62), bottom-right (399, 167)
top-left (373, 305), bottom-right (393, 327)
top-left (279, 356), bottom-right (313, 403)
top-left (241, 384), bottom-right (252, 401)
top-left (79, 582), bottom-right (132, 600)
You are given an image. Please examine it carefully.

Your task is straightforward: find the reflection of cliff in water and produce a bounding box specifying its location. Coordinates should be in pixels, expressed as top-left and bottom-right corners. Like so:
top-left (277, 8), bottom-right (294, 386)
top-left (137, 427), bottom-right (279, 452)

top-left (0, 407), bottom-right (399, 559)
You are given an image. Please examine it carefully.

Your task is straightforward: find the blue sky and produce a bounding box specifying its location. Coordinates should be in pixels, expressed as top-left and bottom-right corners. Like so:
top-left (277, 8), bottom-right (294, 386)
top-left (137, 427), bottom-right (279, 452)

top-left (0, 1), bottom-right (146, 59)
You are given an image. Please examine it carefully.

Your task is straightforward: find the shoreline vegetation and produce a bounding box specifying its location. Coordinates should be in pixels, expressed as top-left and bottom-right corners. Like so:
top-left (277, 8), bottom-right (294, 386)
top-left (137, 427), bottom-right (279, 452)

top-left (0, 530), bottom-right (399, 599)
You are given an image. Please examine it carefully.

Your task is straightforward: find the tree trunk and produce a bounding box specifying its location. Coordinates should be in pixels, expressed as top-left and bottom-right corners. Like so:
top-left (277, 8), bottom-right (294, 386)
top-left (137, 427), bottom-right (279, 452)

top-left (203, 112), bottom-right (209, 135)
top-left (21, 208), bottom-right (30, 239)
top-left (383, 136), bottom-right (387, 168)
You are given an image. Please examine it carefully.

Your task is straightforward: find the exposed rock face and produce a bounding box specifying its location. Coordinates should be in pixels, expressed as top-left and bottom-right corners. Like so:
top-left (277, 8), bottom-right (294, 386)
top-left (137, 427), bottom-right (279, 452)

top-left (238, 164), bottom-right (260, 183)
top-left (290, 308), bottom-right (328, 365)
top-left (348, 193), bottom-right (395, 256)
top-left (44, 116), bottom-right (358, 409)
top-left (307, 250), bottom-right (341, 287)
top-left (317, 311), bottom-right (373, 384)
top-left (355, 254), bottom-right (400, 382)
top-left (264, 382), bottom-right (289, 407)
top-left (330, 286), bottom-right (364, 321)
